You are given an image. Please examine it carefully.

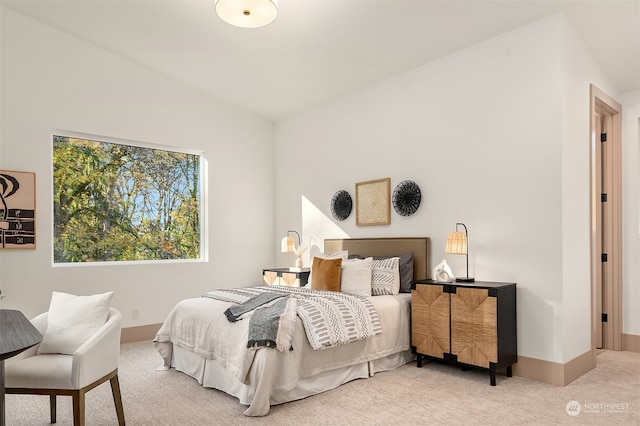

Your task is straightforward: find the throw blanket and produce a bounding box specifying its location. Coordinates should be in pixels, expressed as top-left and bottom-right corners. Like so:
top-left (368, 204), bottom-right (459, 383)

top-left (203, 286), bottom-right (382, 350)
top-left (223, 292), bottom-right (296, 351)
top-left (247, 296), bottom-right (296, 351)
top-left (224, 292), bottom-right (286, 322)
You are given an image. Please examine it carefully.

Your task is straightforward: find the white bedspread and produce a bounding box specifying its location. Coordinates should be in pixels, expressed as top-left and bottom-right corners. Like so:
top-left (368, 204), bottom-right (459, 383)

top-left (155, 296), bottom-right (258, 383)
top-left (154, 293), bottom-right (412, 416)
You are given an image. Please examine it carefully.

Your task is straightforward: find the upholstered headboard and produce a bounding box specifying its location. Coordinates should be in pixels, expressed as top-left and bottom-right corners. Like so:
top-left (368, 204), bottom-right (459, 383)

top-left (324, 237), bottom-right (430, 280)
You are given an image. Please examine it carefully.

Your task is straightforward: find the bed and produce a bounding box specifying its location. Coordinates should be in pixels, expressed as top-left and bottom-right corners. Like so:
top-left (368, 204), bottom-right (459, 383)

top-left (154, 237), bottom-right (430, 416)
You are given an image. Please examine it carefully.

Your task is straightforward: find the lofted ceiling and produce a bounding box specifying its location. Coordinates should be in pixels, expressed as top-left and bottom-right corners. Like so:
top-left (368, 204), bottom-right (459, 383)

top-left (2, 0), bottom-right (638, 121)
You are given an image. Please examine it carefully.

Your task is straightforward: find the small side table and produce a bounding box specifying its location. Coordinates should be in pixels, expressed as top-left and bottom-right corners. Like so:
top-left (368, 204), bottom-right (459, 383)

top-left (263, 268), bottom-right (310, 287)
top-left (411, 280), bottom-right (517, 386)
top-left (0, 309), bottom-right (43, 426)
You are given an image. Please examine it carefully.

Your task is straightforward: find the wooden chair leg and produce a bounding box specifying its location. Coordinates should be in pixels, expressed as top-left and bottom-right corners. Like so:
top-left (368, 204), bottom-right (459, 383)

top-left (9, 370), bottom-right (121, 425)
top-left (110, 374), bottom-right (126, 425)
top-left (50, 394), bottom-right (57, 423)
top-left (72, 390), bottom-right (85, 426)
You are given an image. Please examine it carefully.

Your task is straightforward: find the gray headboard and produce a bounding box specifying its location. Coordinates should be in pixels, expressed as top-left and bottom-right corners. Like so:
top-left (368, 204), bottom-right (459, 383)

top-left (324, 237), bottom-right (430, 280)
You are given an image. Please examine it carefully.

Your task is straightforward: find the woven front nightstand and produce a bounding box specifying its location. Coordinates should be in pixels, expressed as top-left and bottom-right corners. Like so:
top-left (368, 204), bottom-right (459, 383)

top-left (262, 268), bottom-right (310, 287)
top-left (411, 280), bottom-right (517, 386)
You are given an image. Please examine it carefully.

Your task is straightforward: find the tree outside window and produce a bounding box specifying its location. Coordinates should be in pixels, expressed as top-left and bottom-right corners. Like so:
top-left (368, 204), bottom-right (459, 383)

top-left (53, 135), bottom-right (202, 263)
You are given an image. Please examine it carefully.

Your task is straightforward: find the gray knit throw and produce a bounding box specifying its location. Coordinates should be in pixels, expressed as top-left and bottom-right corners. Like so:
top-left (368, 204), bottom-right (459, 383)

top-left (247, 296), bottom-right (290, 349)
top-left (224, 291), bottom-right (286, 322)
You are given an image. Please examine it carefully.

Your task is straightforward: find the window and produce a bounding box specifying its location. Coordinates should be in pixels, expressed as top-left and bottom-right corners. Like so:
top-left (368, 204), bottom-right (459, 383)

top-left (53, 135), bottom-right (202, 263)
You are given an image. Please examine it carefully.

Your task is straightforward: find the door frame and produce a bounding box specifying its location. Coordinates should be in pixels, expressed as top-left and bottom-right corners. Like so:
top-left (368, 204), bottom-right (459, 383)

top-left (589, 84), bottom-right (622, 354)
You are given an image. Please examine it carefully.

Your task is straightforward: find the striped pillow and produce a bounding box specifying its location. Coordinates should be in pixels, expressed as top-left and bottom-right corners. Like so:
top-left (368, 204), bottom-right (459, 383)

top-left (371, 257), bottom-right (400, 295)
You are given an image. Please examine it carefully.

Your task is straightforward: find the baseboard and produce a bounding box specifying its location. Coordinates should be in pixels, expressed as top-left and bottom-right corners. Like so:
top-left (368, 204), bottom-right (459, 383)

top-left (121, 323), bottom-right (162, 343)
top-left (512, 349), bottom-right (595, 386)
top-left (622, 333), bottom-right (640, 353)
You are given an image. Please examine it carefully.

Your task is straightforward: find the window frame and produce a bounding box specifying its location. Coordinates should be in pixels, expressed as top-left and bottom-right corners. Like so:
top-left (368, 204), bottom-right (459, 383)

top-left (51, 130), bottom-right (208, 267)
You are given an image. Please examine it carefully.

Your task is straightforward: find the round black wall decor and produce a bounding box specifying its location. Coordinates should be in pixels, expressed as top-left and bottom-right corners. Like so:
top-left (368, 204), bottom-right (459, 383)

top-left (392, 180), bottom-right (421, 216)
top-left (330, 190), bottom-right (353, 221)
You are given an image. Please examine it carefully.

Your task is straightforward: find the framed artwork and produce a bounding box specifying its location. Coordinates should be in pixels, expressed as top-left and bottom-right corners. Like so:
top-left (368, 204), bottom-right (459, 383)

top-left (355, 177), bottom-right (391, 226)
top-left (0, 170), bottom-right (36, 249)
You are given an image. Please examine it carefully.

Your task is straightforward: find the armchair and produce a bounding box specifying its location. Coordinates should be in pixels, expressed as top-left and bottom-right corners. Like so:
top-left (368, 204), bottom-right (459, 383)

top-left (4, 308), bottom-right (125, 425)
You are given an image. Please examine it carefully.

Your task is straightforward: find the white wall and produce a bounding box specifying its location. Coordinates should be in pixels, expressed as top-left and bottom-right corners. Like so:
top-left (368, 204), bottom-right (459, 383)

top-left (0, 7), bottom-right (275, 327)
top-left (559, 16), bottom-right (619, 361)
top-left (621, 89), bottom-right (640, 336)
top-left (275, 15), bottom-right (630, 364)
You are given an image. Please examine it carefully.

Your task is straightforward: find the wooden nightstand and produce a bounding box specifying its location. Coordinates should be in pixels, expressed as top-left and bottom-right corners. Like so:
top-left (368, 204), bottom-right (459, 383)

top-left (262, 268), bottom-right (310, 287)
top-left (411, 280), bottom-right (517, 386)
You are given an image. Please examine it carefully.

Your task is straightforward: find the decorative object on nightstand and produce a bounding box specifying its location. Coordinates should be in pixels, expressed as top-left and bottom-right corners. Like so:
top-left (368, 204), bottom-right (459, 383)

top-left (330, 190), bottom-right (352, 221)
top-left (281, 230), bottom-right (307, 270)
top-left (263, 268), bottom-right (310, 287)
top-left (411, 280), bottom-right (517, 386)
top-left (432, 259), bottom-right (454, 283)
top-left (445, 222), bottom-right (474, 282)
top-left (392, 180), bottom-right (421, 216)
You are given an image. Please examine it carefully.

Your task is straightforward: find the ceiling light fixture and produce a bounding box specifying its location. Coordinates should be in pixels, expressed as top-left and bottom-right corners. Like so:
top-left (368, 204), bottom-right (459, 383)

top-left (215, 0), bottom-right (278, 28)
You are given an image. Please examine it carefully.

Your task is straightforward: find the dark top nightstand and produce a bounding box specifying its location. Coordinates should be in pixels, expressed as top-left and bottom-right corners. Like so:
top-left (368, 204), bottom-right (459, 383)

top-left (411, 279), bottom-right (517, 386)
top-left (262, 268), bottom-right (310, 287)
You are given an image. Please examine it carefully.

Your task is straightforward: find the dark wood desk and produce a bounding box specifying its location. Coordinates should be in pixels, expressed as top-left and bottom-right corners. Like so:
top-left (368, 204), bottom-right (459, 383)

top-left (0, 309), bottom-right (42, 426)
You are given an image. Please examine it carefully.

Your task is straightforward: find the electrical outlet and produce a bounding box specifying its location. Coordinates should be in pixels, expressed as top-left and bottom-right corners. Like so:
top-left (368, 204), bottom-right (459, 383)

top-left (132, 308), bottom-right (140, 319)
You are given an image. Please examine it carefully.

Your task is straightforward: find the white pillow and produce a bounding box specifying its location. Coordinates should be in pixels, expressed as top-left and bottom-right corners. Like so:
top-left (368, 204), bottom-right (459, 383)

top-left (340, 257), bottom-right (373, 297)
top-left (38, 291), bottom-right (114, 355)
top-left (306, 245), bottom-right (348, 288)
top-left (371, 257), bottom-right (400, 295)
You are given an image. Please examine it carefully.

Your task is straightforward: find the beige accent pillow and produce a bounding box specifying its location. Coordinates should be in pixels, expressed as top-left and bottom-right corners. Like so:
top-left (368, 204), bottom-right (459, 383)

top-left (341, 257), bottom-right (373, 297)
top-left (311, 257), bottom-right (343, 292)
top-left (38, 291), bottom-right (114, 355)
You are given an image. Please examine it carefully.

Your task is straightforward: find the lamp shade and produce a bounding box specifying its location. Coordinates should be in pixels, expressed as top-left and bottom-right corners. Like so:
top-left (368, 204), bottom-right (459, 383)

top-left (281, 236), bottom-right (294, 253)
top-left (215, 0), bottom-right (278, 28)
top-left (445, 222), bottom-right (474, 282)
top-left (445, 231), bottom-right (467, 255)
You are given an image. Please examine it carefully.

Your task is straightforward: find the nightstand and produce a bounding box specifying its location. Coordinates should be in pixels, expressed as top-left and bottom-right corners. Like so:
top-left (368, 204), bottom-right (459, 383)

top-left (411, 279), bottom-right (517, 386)
top-left (262, 268), bottom-right (310, 287)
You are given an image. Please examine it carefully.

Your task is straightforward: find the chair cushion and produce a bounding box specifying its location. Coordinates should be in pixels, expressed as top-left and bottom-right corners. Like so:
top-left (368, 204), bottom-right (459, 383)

top-left (5, 354), bottom-right (75, 389)
top-left (38, 291), bottom-right (114, 355)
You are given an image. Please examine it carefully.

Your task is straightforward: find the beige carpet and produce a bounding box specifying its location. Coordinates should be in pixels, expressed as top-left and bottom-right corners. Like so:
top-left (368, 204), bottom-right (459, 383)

top-left (5, 341), bottom-right (639, 425)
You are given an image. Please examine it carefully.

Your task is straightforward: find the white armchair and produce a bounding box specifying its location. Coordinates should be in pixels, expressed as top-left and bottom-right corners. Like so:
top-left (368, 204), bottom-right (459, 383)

top-left (4, 308), bottom-right (125, 425)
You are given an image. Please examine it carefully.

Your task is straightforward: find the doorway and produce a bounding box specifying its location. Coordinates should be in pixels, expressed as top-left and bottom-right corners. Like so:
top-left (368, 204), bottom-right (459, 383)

top-left (590, 84), bottom-right (622, 353)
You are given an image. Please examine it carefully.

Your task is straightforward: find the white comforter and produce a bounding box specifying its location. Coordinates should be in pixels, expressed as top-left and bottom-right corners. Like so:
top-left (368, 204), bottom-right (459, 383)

top-left (154, 293), bottom-right (411, 416)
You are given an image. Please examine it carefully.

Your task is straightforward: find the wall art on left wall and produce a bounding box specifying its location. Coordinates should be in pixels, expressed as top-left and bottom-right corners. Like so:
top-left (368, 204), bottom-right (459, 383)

top-left (0, 170), bottom-right (36, 249)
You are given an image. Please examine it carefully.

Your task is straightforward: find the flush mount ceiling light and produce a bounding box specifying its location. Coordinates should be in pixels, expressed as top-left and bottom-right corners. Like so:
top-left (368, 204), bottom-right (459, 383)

top-left (215, 0), bottom-right (278, 28)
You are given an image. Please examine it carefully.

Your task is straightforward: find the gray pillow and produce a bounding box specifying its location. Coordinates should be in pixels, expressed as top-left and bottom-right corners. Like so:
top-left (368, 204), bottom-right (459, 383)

top-left (348, 252), bottom-right (414, 293)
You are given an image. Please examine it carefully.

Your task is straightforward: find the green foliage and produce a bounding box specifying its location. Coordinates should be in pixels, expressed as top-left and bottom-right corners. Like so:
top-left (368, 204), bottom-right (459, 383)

top-left (53, 136), bottom-right (201, 263)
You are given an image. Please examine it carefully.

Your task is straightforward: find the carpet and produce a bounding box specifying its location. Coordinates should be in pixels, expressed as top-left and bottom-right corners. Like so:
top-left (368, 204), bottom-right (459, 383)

top-left (5, 341), bottom-right (639, 425)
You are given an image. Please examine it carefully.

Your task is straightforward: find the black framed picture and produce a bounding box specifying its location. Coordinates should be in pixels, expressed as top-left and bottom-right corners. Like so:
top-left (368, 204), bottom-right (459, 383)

top-left (0, 170), bottom-right (36, 249)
